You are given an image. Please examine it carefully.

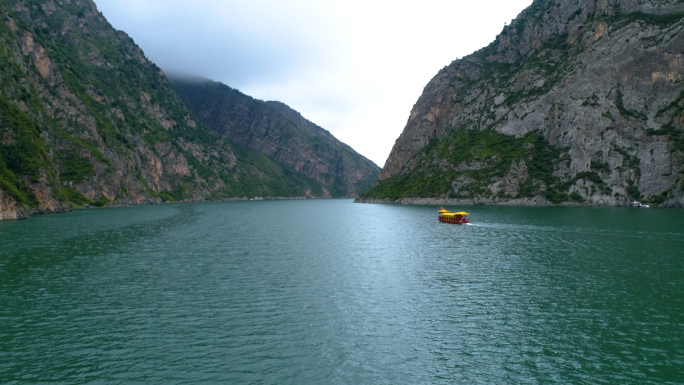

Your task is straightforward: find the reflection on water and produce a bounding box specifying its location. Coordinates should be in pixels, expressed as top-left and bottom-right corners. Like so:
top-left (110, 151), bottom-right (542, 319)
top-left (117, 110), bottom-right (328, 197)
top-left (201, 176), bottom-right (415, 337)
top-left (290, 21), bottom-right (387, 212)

top-left (1, 201), bottom-right (683, 383)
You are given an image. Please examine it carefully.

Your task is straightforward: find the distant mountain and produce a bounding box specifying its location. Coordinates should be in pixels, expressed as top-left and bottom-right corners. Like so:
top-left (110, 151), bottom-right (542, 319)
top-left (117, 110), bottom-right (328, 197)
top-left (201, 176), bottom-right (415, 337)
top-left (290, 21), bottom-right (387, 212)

top-left (168, 76), bottom-right (380, 197)
top-left (0, 0), bottom-right (375, 220)
top-left (361, 0), bottom-right (684, 207)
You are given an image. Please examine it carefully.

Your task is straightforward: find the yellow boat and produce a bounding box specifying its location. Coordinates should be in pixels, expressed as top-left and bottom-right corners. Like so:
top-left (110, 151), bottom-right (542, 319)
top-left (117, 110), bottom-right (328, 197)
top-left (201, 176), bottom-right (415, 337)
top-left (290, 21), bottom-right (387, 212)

top-left (438, 208), bottom-right (470, 224)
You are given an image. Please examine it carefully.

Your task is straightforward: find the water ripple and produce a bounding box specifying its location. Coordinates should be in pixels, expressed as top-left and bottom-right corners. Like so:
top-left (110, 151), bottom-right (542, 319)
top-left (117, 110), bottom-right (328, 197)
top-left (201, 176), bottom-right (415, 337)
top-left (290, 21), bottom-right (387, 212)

top-left (1, 201), bottom-right (683, 383)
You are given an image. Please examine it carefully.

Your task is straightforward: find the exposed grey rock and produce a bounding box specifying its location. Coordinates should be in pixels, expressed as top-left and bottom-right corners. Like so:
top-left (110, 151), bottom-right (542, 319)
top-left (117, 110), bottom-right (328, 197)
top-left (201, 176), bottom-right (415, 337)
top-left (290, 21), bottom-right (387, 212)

top-left (373, 0), bottom-right (684, 207)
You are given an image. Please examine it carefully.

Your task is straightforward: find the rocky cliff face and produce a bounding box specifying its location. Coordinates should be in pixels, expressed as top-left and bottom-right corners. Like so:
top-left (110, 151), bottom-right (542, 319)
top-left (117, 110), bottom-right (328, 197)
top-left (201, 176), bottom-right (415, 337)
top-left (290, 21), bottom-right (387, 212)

top-left (169, 77), bottom-right (380, 197)
top-left (0, 0), bottom-right (366, 220)
top-left (363, 0), bottom-right (684, 207)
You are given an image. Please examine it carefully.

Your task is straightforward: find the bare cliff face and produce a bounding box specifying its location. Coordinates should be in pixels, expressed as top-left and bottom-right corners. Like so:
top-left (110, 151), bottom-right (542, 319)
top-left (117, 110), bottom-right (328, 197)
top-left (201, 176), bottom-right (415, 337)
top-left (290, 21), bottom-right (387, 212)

top-left (0, 0), bottom-right (357, 220)
top-left (365, 0), bottom-right (684, 207)
top-left (169, 77), bottom-right (380, 197)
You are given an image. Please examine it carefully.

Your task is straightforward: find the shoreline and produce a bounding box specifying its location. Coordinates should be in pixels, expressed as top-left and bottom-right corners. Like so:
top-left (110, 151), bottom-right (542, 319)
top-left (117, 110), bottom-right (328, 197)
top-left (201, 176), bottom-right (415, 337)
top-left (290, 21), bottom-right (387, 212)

top-left (354, 195), bottom-right (683, 208)
top-left (0, 195), bottom-right (321, 222)
top-left (4, 193), bottom-right (682, 221)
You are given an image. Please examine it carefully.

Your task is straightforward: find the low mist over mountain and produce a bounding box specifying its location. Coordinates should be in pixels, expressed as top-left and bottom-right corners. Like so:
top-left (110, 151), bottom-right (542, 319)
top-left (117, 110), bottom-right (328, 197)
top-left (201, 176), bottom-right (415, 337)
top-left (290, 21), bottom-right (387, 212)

top-left (169, 76), bottom-right (380, 198)
top-left (361, 0), bottom-right (684, 207)
top-left (0, 0), bottom-right (376, 220)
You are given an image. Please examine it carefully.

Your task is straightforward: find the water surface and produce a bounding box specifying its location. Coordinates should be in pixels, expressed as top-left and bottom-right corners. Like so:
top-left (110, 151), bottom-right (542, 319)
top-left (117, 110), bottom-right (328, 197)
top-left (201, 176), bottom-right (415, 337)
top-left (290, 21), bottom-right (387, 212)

top-left (1, 200), bottom-right (683, 383)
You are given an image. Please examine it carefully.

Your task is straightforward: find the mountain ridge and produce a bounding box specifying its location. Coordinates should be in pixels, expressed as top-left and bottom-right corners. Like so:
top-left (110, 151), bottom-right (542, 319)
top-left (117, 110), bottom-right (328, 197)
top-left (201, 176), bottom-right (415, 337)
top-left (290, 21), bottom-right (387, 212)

top-left (360, 0), bottom-right (684, 207)
top-left (168, 75), bottom-right (380, 197)
top-left (0, 0), bottom-right (376, 220)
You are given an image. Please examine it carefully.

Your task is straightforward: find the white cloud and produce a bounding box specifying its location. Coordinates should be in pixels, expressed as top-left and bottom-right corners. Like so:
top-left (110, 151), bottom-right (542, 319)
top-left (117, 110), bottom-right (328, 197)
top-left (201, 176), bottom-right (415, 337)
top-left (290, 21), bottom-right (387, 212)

top-left (94, 0), bottom-right (532, 166)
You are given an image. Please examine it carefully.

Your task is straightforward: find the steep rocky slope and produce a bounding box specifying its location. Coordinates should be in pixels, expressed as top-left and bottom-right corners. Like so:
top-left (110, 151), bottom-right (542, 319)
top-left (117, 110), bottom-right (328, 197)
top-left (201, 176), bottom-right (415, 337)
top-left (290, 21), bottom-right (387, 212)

top-left (361, 0), bottom-right (684, 207)
top-left (0, 0), bottom-right (352, 220)
top-left (169, 77), bottom-right (380, 197)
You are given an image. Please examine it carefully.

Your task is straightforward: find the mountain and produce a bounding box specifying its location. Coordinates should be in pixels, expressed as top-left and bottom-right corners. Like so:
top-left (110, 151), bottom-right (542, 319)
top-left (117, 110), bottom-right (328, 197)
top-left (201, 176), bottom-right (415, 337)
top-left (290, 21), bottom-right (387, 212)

top-left (0, 0), bottom-right (372, 220)
top-left (360, 0), bottom-right (684, 207)
top-left (168, 76), bottom-right (380, 197)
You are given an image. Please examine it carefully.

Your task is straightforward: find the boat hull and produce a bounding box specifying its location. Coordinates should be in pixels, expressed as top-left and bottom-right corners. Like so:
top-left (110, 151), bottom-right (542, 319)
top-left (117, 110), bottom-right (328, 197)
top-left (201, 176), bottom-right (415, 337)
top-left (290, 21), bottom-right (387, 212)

top-left (438, 217), bottom-right (470, 224)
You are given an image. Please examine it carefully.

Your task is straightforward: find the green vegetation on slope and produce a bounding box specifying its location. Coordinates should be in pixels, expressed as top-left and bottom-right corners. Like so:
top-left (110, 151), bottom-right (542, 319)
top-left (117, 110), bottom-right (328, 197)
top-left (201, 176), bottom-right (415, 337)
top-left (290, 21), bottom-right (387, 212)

top-left (362, 129), bottom-right (577, 203)
top-left (229, 143), bottom-right (325, 198)
top-left (1, 0), bottom-right (347, 214)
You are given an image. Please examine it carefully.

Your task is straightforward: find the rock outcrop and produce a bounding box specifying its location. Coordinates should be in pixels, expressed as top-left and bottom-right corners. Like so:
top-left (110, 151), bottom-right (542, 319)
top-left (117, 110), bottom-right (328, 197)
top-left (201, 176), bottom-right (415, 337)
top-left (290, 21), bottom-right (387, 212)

top-left (362, 0), bottom-right (684, 207)
top-left (169, 77), bottom-right (380, 197)
top-left (0, 0), bottom-right (375, 220)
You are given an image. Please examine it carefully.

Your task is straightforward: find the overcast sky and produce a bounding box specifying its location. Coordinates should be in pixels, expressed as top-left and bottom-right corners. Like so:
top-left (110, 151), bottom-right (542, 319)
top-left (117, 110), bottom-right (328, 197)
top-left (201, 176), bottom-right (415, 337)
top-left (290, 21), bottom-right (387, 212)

top-left (93, 0), bottom-right (533, 167)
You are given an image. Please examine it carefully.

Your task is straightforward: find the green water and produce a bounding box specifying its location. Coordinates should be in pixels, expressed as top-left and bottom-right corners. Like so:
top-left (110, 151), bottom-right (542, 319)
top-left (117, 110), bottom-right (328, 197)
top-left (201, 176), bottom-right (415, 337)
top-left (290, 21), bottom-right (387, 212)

top-left (1, 200), bottom-right (683, 383)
